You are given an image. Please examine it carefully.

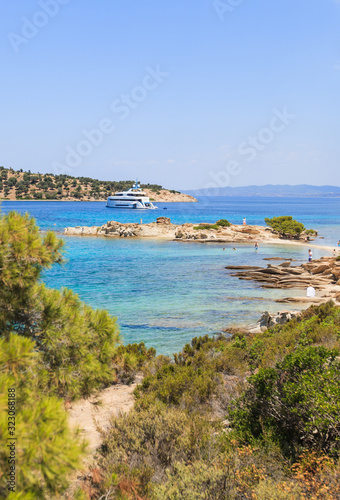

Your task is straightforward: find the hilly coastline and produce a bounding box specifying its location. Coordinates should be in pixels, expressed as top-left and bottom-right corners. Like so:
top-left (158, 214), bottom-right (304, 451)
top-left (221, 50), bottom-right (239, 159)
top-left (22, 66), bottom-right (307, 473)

top-left (185, 184), bottom-right (340, 198)
top-left (0, 166), bottom-right (196, 202)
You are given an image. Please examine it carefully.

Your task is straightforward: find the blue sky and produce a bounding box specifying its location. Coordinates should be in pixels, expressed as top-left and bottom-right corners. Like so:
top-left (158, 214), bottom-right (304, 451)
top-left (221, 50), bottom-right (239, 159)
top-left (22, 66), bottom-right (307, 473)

top-left (1, 0), bottom-right (340, 190)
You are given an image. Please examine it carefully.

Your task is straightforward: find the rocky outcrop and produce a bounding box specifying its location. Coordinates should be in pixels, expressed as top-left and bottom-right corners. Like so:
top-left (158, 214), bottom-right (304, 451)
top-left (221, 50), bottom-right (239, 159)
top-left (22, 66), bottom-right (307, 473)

top-left (226, 257), bottom-right (340, 289)
top-left (64, 226), bottom-right (99, 236)
top-left (226, 257), bottom-right (340, 305)
top-left (174, 224), bottom-right (283, 243)
top-left (64, 218), bottom-right (177, 238)
top-left (97, 221), bottom-right (141, 238)
top-left (175, 224), bottom-right (213, 240)
top-left (155, 217), bottom-right (171, 224)
top-left (224, 309), bottom-right (301, 335)
top-left (63, 219), bottom-right (304, 244)
top-left (258, 310), bottom-right (301, 330)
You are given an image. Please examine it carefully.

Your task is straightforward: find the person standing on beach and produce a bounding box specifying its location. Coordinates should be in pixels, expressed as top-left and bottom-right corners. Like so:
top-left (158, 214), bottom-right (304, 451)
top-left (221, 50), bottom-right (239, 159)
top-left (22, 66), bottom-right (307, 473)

top-left (243, 217), bottom-right (246, 225)
top-left (255, 242), bottom-right (259, 251)
top-left (308, 249), bottom-right (313, 262)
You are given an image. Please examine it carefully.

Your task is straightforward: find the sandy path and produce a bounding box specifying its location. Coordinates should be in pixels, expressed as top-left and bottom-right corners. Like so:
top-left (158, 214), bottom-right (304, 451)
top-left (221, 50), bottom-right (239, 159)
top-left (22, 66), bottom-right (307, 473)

top-left (68, 375), bottom-right (142, 454)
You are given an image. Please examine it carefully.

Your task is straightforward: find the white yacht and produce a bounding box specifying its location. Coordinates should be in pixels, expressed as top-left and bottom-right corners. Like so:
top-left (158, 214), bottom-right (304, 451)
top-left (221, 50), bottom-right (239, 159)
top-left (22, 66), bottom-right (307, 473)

top-left (106, 181), bottom-right (158, 209)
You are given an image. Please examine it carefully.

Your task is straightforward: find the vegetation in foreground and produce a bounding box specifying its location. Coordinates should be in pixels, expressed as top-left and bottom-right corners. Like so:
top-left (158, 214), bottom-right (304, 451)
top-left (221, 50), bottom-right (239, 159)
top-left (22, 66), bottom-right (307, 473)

top-left (0, 211), bottom-right (152, 498)
top-left (86, 302), bottom-right (340, 500)
top-left (1, 210), bottom-right (340, 499)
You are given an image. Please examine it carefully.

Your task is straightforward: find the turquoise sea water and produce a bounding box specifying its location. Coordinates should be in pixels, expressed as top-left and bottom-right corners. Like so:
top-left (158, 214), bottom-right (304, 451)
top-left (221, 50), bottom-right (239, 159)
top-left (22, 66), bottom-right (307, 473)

top-left (2, 196), bottom-right (340, 246)
top-left (1, 197), bottom-right (340, 354)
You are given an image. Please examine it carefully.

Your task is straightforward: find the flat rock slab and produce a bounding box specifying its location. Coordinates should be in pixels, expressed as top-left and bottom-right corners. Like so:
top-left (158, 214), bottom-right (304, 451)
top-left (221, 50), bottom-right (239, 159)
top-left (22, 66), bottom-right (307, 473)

top-left (225, 265), bottom-right (263, 270)
top-left (276, 297), bottom-right (328, 304)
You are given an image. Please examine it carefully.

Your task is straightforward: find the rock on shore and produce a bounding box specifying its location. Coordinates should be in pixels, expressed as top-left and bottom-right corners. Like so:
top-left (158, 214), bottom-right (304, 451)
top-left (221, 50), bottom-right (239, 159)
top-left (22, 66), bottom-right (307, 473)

top-left (224, 309), bottom-right (301, 335)
top-left (226, 256), bottom-right (340, 305)
top-left (64, 218), bottom-right (283, 243)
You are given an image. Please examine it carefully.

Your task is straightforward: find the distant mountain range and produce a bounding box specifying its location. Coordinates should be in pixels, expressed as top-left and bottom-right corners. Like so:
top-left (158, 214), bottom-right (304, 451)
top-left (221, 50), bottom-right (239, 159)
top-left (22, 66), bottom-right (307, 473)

top-left (184, 184), bottom-right (340, 198)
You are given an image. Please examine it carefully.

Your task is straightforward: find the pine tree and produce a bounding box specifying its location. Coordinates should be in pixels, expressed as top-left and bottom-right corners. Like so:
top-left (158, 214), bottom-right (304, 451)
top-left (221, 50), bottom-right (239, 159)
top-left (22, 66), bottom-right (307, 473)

top-left (0, 334), bottom-right (86, 497)
top-left (0, 211), bottom-right (121, 399)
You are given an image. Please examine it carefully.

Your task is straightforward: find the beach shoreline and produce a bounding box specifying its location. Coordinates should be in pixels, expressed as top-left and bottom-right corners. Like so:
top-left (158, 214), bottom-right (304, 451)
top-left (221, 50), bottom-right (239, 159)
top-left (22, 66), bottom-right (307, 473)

top-left (63, 219), bottom-right (336, 249)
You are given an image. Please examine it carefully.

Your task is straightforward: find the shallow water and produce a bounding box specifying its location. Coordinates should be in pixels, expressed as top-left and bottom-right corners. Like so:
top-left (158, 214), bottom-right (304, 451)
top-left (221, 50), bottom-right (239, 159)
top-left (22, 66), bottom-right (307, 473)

top-left (1, 197), bottom-right (339, 354)
top-left (43, 237), bottom-right (326, 354)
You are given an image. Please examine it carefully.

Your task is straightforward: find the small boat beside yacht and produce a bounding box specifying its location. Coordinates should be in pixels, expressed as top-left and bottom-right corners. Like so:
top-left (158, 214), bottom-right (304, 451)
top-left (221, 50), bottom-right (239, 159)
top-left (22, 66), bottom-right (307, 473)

top-left (106, 181), bottom-right (158, 209)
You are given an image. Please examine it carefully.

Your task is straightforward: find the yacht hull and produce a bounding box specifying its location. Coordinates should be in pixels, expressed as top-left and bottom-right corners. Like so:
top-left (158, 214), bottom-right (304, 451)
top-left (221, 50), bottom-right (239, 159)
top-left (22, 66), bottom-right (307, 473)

top-left (106, 200), bottom-right (157, 209)
top-left (106, 181), bottom-right (158, 209)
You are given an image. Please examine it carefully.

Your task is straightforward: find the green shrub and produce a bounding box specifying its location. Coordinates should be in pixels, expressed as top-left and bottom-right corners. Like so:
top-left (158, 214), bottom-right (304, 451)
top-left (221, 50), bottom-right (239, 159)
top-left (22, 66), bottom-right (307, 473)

top-left (113, 342), bottom-right (156, 384)
top-left (153, 460), bottom-right (234, 500)
top-left (193, 220), bottom-right (230, 231)
top-left (96, 404), bottom-right (218, 498)
top-left (265, 216), bottom-right (306, 237)
top-left (135, 362), bottom-right (221, 411)
top-left (216, 219), bottom-right (231, 227)
top-left (193, 224), bottom-right (219, 230)
top-left (231, 345), bottom-right (340, 457)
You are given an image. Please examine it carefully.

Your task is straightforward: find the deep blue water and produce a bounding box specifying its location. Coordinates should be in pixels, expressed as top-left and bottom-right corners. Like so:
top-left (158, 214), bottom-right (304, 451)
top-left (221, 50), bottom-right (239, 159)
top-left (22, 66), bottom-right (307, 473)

top-left (1, 197), bottom-right (339, 354)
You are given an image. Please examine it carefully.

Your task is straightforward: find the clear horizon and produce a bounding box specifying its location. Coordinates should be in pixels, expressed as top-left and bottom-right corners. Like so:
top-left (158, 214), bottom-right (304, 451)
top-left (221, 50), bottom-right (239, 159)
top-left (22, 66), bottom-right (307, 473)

top-left (1, 0), bottom-right (340, 190)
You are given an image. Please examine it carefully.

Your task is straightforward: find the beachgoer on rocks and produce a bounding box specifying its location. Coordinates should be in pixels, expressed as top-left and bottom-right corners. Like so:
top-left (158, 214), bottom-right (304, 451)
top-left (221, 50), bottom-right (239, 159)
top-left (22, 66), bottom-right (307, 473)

top-left (308, 249), bottom-right (313, 262)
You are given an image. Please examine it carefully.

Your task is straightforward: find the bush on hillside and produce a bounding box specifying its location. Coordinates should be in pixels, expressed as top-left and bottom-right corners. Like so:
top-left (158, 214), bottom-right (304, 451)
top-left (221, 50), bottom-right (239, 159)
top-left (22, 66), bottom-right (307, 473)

top-left (95, 404), bottom-right (219, 499)
top-left (113, 342), bottom-right (156, 384)
top-left (88, 304), bottom-right (340, 499)
top-left (231, 345), bottom-right (340, 457)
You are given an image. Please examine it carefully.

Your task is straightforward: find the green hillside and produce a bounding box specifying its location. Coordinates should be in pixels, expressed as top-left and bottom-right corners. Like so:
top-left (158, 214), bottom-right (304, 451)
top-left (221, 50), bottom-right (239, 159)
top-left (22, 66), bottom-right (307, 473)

top-left (0, 166), bottom-right (164, 201)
